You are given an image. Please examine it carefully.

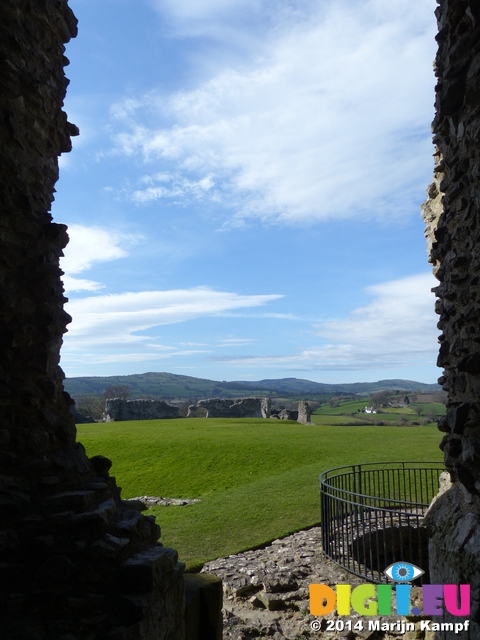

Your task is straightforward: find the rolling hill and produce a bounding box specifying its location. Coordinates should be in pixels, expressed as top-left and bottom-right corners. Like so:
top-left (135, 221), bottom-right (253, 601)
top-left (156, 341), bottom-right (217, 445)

top-left (64, 371), bottom-right (440, 401)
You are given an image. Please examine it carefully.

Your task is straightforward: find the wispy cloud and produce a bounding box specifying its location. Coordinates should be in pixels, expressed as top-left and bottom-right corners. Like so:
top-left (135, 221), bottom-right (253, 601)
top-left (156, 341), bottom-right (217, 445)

top-left (62, 288), bottom-right (283, 367)
top-left (217, 337), bottom-right (256, 347)
top-left (61, 224), bottom-right (141, 292)
top-left (111, 0), bottom-right (436, 225)
top-left (211, 273), bottom-right (439, 372)
top-left (131, 173), bottom-right (216, 204)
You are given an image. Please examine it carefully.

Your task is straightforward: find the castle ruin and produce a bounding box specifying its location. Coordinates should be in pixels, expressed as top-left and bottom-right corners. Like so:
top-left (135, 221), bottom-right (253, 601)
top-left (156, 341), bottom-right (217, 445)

top-left (422, 1), bottom-right (480, 636)
top-left (1, 0), bottom-right (480, 638)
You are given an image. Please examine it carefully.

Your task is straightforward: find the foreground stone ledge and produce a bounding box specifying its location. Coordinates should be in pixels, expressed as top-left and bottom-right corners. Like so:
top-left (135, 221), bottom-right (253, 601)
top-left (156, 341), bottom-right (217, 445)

top-left (202, 527), bottom-right (415, 640)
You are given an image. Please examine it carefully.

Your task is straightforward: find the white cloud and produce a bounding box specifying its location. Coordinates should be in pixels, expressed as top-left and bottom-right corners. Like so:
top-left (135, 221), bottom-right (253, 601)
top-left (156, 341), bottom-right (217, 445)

top-left (131, 173), bottom-right (215, 204)
top-left (217, 337), bottom-right (256, 346)
top-left (62, 276), bottom-right (104, 293)
top-left (149, 0), bottom-right (262, 42)
top-left (63, 288), bottom-right (282, 353)
top-left (61, 224), bottom-right (140, 292)
top-left (152, 0), bottom-right (254, 21)
top-left (213, 273), bottom-right (439, 371)
top-left (67, 349), bottom-right (210, 366)
top-left (111, 0), bottom-right (436, 225)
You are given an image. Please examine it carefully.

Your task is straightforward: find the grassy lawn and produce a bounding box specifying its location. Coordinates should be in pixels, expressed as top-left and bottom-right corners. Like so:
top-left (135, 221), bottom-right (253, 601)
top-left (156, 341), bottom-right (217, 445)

top-left (77, 418), bottom-right (443, 570)
top-left (412, 402), bottom-right (446, 416)
top-left (313, 400), bottom-right (369, 415)
top-left (310, 414), bottom-right (370, 425)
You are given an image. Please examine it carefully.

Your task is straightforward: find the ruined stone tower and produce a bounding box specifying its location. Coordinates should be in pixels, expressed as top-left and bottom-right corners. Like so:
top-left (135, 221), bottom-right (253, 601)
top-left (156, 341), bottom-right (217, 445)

top-left (422, 1), bottom-right (480, 636)
top-left (0, 2), bottom-right (184, 637)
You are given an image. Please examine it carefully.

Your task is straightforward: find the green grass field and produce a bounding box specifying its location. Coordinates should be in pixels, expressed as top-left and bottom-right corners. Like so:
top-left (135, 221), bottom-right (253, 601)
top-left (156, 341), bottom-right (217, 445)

top-left (309, 414), bottom-right (370, 425)
top-left (78, 418), bottom-right (443, 569)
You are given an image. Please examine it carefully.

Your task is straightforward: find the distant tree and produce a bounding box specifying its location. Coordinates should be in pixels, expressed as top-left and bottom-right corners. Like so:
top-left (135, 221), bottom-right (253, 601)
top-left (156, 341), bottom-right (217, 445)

top-left (370, 391), bottom-right (390, 409)
top-left (404, 395), bottom-right (410, 405)
top-left (104, 384), bottom-right (131, 399)
top-left (74, 395), bottom-right (105, 421)
top-left (412, 405), bottom-right (423, 416)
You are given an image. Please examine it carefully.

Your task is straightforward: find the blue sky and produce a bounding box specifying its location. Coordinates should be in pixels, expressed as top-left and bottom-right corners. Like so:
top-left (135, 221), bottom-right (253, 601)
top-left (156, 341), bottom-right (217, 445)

top-left (55, 0), bottom-right (441, 384)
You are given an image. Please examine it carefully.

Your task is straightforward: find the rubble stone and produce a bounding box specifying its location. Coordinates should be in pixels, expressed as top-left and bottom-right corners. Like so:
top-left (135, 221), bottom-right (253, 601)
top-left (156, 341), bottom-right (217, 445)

top-left (203, 527), bottom-right (412, 640)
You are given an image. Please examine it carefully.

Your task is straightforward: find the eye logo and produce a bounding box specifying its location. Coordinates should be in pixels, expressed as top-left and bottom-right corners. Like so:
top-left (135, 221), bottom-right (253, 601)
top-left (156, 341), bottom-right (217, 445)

top-left (384, 562), bottom-right (424, 582)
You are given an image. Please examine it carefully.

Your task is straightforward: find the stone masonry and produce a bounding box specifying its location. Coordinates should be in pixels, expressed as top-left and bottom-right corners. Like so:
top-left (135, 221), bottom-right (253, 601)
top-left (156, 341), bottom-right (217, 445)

top-left (297, 401), bottom-right (312, 425)
top-left (202, 527), bottom-right (430, 640)
top-left (0, 3), bottom-right (185, 638)
top-left (104, 398), bottom-right (179, 422)
top-left (193, 398), bottom-right (271, 419)
top-left (190, 398), bottom-right (313, 424)
top-left (421, 1), bottom-right (480, 637)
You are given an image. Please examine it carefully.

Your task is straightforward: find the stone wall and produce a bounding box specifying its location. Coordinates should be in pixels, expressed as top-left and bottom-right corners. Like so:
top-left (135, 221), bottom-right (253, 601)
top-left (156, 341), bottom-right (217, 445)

top-left (190, 398), bottom-right (314, 424)
top-left (422, 1), bottom-right (480, 637)
top-left (105, 398), bottom-right (179, 422)
top-left (0, 3), bottom-right (185, 638)
top-left (297, 401), bottom-right (311, 425)
top-left (195, 397), bottom-right (271, 419)
top-left (270, 408), bottom-right (298, 421)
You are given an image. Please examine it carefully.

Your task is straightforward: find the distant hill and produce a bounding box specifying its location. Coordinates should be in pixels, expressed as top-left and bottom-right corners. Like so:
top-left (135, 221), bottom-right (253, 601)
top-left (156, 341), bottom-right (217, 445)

top-left (64, 372), bottom-right (440, 402)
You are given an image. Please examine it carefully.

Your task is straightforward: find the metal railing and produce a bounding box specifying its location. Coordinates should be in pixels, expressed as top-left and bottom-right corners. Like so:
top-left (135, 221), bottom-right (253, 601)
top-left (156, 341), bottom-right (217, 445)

top-left (320, 462), bottom-right (443, 583)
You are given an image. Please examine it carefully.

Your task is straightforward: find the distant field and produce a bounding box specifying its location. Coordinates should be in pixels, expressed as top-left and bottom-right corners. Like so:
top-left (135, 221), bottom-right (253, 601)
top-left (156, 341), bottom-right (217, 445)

top-left (310, 414), bottom-right (370, 425)
top-left (78, 418), bottom-right (443, 569)
top-left (313, 400), bottom-right (369, 415)
top-left (313, 395), bottom-right (445, 424)
top-left (415, 402), bottom-right (446, 416)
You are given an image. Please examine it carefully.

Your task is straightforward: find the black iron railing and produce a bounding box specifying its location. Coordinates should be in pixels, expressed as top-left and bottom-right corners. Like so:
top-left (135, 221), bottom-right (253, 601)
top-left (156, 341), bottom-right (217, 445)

top-left (320, 462), bottom-right (443, 583)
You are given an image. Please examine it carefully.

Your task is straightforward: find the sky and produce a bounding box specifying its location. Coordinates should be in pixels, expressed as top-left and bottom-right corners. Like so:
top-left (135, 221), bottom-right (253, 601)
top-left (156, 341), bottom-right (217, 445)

top-left (54, 0), bottom-right (442, 385)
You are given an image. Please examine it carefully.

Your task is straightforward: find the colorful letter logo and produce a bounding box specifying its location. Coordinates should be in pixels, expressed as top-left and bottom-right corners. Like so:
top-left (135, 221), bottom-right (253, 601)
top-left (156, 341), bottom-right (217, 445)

top-left (309, 562), bottom-right (470, 618)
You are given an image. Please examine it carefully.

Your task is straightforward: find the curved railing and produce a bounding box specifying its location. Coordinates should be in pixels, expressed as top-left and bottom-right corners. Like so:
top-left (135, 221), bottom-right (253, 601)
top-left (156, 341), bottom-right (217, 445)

top-left (320, 462), bottom-right (444, 583)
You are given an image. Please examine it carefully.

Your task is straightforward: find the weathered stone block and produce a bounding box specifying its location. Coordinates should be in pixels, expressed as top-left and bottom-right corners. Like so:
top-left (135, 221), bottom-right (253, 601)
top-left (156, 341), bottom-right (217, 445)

top-left (104, 398), bottom-right (179, 421)
top-left (119, 546), bottom-right (179, 594)
top-left (184, 573), bottom-right (223, 640)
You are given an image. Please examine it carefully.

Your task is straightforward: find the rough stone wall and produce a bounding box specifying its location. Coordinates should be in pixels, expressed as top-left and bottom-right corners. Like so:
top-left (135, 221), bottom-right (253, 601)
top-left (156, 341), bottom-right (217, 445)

top-left (0, 3), bottom-right (185, 638)
top-left (196, 399), bottom-right (233, 418)
top-left (270, 408), bottom-right (298, 421)
top-left (196, 397), bottom-right (270, 419)
top-left (261, 397), bottom-right (271, 419)
top-left (422, 1), bottom-right (480, 637)
top-left (297, 401), bottom-right (311, 425)
top-left (105, 398), bottom-right (179, 422)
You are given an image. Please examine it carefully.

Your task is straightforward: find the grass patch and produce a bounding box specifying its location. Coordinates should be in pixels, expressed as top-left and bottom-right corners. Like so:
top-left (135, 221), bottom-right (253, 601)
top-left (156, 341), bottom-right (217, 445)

top-left (313, 400), bottom-right (369, 415)
top-left (78, 418), bottom-right (443, 569)
top-left (310, 414), bottom-right (370, 425)
top-left (412, 402), bottom-right (446, 416)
